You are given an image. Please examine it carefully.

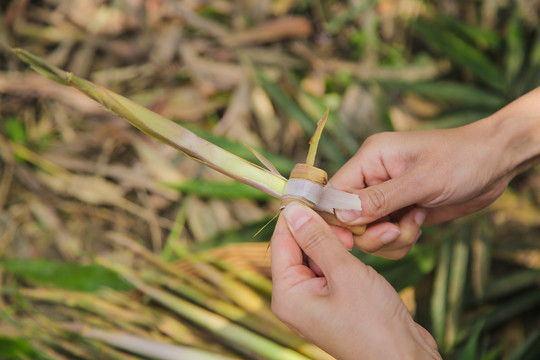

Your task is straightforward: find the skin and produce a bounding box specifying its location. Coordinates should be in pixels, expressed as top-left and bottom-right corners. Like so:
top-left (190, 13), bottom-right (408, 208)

top-left (331, 86), bottom-right (540, 259)
top-left (272, 203), bottom-right (441, 360)
top-left (271, 87), bottom-right (540, 358)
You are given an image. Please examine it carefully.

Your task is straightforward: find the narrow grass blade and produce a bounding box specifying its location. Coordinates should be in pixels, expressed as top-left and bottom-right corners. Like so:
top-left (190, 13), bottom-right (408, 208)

top-left (419, 109), bottom-right (494, 130)
top-left (431, 235), bottom-right (452, 346)
top-left (444, 230), bottom-right (470, 351)
top-left (411, 19), bottom-right (506, 92)
top-left (165, 180), bottom-right (272, 200)
top-left (12, 49), bottom-right (287, 198)
top-left (306, 108), bottom-right (328, 166)
top-left (505, 11), bottom-right (525, 85)
top-left (244, 144), bottom-right (282, 177)
top-left (0, 336), bottom-right (42, 360)
top-left (64, 325), bottom-right (237, 360)
top-left (184, 124), bottom-right (294, 176)
top-left (507, 330), bottom-right (540, 360)
top-left (257, 71), bottom-right (346, 166)
top-left (100, 260), bottom-right (311, 360)
top-left (436, 14), bottom-right (501, 50)
top-left (483, 269), bottom-right (540, 303)
top-left (0, 259), bottom-right (133, 292)
top-left (378, 80), bottom-right (505, 108)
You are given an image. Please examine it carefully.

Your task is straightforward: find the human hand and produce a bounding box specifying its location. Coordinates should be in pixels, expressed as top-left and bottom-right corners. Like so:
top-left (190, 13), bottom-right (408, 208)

top-left (330, 87), bottom-right (540, 259)
top-left (330, 124), bottom-right (508, 258)
top-left (271, 202), bottom-right (441, 360)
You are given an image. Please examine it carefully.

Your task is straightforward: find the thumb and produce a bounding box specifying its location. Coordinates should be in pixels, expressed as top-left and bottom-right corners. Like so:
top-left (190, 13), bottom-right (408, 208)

top-left (283, 202), bottom-right (352, 276)
top-left (336, 172), bottom-right (424, 225)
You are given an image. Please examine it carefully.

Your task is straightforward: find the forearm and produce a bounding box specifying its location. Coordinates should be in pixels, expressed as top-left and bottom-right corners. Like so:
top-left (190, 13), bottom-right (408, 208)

top-left (475, 87), bottom-right (540, 178)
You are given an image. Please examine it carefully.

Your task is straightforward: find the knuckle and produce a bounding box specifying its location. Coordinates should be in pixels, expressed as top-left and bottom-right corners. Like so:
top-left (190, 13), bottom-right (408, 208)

top-left (358, 134), bottom-right (380, 154)
top-left (363, 132), bottom-right (389, 148)
top-left (364, 187), bottom-right (387, 214)
top-left (301, 228), bottom-right (329, 253)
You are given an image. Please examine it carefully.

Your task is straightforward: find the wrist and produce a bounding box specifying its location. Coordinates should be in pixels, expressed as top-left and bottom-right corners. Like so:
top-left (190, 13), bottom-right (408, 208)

top-left (474, 108), bottom-right (540, 179)
top-left (490, 88), bottom-right (540, 176)
top-left (491, 114), bottom-right (540, 176)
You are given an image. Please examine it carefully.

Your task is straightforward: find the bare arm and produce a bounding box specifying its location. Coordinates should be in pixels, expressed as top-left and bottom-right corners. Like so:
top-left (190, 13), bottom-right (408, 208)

top-left (330, 87), bottom-right (540, 259)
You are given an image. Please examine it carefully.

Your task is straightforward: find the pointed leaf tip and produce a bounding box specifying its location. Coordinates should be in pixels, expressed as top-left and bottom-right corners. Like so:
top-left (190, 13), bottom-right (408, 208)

top-left (245, 144), bottom-right (283, 177)
top-left (12, 48), bottom-right (70, 86)
top-left (306, 107), bottom-right (329, 166)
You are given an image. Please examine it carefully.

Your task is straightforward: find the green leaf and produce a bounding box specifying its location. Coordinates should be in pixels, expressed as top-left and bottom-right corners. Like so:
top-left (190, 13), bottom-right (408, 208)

top-left (505, 11), bottom-right (525, 85)
top-left (297, 91), bottom-right (359, 157)
top-left (3, 117), bottom-right (27, 145)
top-left (353, 244), bottom-right (436, 292)
top-left (483, 269), bottom-right (540, 302)
top-left (445, 229), bottom-right (470, 350)
top-left (257, 72), bottom-right (315, 133)
top-left (194, 216), bottom-right (277, 251)
top-left (379, 81), bottom-right (505, 108)
top-left (514, 29), bottom-right (540, 95)
top-left (325, 0), bottom-right (378, 34)
top-left (411, 19), bottom-right (506, 92)
top-left (165, 179), bottom-right (273, 200)
top-left (420, 109), bottom-right (494, 129)
top-left (457, 322), bottom-right (484, 360)
top-left (1, 259), bottom-right (134, 292)
top-left (0, 336), bottom-right (41, 359)
top-left (481, 289), bottom-right (540, 331)
top-left (431, 236), bottom-right (452, 345)
top-left (437, 15), bottom-right (501, 50)
top-left (12, 48), bottom-right (70, 86)
top-left (507, 330), bottom-right (540, 360)
top-left (374, 85), bottom-right (394, 131)
top-left (257, 71), bottom-right (346, 167)
top-left (183, 124), bottom-right (294, 176)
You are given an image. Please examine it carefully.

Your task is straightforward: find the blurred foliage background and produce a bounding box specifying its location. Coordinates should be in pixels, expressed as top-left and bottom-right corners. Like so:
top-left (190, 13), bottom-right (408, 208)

top-left (1, 0), bottom-right (540, 359)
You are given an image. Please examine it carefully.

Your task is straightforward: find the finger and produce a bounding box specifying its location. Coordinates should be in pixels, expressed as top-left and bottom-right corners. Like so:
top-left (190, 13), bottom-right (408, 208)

top-left (330, 225), bottom-right (354, 250)
top-left (352, 207), bottom-right (426, 257)
top-left (371, 208), bottom-right (426, 259)
top-left (329, 154), bottom-right (366, 192)
top-left (311, 226), bottom-right (353, 277)
top-left (308, 256), bottom-right (324, 277)
top-left (270, 213), bottom-right (311, 282)
top-left (352, 222), bottom-right (402, 253)
top-left (335, 169), bottom-right (429, 225)
top-left (282, 202), bottom-right (352, 277)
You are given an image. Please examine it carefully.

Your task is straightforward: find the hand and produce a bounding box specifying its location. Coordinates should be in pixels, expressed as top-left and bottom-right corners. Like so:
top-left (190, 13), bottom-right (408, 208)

top-left (271, 202), bottom-right (441, 360)
top-left (330, 87), bottom-right (540, 259)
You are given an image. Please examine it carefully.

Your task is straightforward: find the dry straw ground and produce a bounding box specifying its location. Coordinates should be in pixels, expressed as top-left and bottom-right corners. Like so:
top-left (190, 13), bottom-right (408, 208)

top-left (1, 1), bottom-right (540, 359)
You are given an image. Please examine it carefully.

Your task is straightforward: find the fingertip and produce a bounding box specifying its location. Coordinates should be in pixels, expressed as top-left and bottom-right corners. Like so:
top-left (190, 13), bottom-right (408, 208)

top-left (413, 208), bottom-right (427, 227)
top-left (398, 207), bottom-right (425, 240)
top-left (353, 222), bottom-right (401, 253)
top-left (335, 209), bottom-right (365, 225)
top-left (272, 212), bottom-right (290, 236)
top-left (282, 202), bottom-right (315, 232)
top-left (380, 228), bottom-right (401, 245)
top-left (330, 225), bottom-right (354, 250)
top-left (271, 212), bottom-right (304, 278)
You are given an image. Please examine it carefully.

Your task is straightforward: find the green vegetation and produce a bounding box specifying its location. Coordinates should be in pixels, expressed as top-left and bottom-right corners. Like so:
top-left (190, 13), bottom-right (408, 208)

top-left (1, 1), bottom-right (540, 359)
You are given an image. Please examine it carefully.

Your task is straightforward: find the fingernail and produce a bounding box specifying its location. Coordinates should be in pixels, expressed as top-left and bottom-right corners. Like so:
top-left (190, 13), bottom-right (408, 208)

top-left (283, 202), bottom-right (311, 231)
top-left (380, 228), bottom-right (401, 244)
top-left (335, 209), bottom-right (363, 225)
top-left (414, 209), bottom-right (427, 226)
top-left (414, 230), bottom-right (422, 243)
